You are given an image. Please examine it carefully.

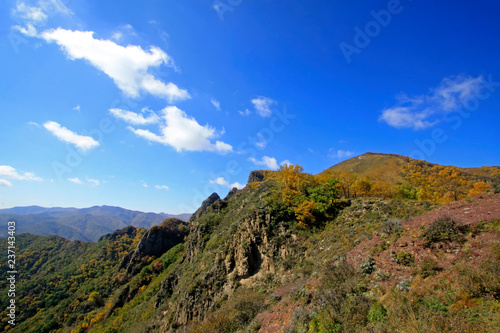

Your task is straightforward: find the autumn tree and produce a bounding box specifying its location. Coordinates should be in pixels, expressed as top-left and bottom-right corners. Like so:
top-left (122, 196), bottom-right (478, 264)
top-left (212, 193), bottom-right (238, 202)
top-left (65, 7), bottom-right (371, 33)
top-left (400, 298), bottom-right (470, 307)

top-left (468, 181), bottom-right (491, 197)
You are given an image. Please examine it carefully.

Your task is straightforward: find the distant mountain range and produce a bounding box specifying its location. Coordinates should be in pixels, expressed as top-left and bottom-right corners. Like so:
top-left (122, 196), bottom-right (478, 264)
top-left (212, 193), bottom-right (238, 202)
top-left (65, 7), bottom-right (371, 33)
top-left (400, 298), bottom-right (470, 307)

top-left (0, 205), bottom-right (191, 242)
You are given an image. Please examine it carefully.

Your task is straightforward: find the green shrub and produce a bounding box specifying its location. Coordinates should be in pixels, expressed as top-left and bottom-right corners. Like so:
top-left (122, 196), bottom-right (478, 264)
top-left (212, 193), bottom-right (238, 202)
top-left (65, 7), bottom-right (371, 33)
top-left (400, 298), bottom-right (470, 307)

top-left (370, 242), bottom-right (388, 255)
top-left (396, 251), bottom-right (414, 266)
top-left (419, 257), bottom-right (439, 278)
top-left (398, 183), bottom-right (418, 200)
top-left (421, 216), bottom-right (468, 247)
top-left (368, 302), bottom-right (387, 323)
top-left (359, 256), bottom-right (376, 276)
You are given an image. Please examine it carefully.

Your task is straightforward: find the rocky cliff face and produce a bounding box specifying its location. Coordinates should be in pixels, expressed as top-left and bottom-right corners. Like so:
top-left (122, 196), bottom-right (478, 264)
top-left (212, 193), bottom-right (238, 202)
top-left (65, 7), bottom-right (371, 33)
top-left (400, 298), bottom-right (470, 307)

top-left (120, 218), bottom-right (189, 274)
top-left (247, 170), bottom-right (268, 183)
top-left (152, 182), bottom-right (299, 331)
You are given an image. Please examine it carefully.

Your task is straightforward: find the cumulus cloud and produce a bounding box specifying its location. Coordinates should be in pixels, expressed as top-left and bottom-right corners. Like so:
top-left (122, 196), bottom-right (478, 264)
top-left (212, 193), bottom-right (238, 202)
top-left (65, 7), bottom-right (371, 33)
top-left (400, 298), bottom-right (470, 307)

top-left (0, 179), bottom-right (13, 187)
top-left (251, 96), bottom-right (275, 117)
top-left (211, 98), bottom-right (221, 111)
top-left (109, 108), bottom-right (159, 125)
top-left (40, 28), bottom-right (189, 102)
top-left (249, 156), bottom-right (279, 170)
top-left (209, 177), bottom-right (244, 190)
top-left (67, 177), bottom-right (83, 184)
top-left (0, 165), bottom-right (43, 181)
top-left (128, 106), bottom-right (232, 153)
top-left (379, 75), bottom-right (487, 130)
top-left (328, 148), bottom-right (354, 159)
top-left (43, 121), bottom-right (99, 151)
top-left (155, 185), bottom-right (169, 190)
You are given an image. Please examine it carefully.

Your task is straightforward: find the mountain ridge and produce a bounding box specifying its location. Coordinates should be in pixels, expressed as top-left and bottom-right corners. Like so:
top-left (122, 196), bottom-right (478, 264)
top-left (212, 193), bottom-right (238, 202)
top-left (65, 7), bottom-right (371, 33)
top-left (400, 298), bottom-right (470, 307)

top-left (0, 205), bottom-right (191, 242)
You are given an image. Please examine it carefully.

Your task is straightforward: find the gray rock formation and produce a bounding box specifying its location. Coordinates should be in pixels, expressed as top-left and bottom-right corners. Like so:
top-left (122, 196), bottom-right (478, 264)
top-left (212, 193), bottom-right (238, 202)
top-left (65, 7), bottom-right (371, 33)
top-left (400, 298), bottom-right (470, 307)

top-left (247, 170), bottom-right (266, 183)
top-left (189, 192), bottom-right (220, 222)
top-left (120, 218), bottom-right (189, 274)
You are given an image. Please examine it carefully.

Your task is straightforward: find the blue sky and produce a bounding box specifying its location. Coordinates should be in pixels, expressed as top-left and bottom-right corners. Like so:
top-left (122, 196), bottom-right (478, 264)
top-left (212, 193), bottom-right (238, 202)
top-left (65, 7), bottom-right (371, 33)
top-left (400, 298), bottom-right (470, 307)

top-left (0, 0), bottom-right (499, 213)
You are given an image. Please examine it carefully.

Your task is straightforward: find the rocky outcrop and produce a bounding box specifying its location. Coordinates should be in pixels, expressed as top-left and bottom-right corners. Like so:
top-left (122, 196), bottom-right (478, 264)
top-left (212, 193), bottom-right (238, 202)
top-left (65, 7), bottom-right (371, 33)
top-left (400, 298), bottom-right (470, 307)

top-left (224, 187), bottom-right (239, 201)
top-left (189, 192), bottom-right (220, 222)
top-left (120, 218), bottom-right (189, 274)
top-left (247, 170), bottom-right (267, 183)
top-left (157, 208), bottom-right (296, 330)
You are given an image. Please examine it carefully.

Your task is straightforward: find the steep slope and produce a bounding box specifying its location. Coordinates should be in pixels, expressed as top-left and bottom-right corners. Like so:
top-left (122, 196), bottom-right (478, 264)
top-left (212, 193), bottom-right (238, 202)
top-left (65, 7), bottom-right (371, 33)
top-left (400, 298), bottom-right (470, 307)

top-left (0, 206), bottom-right (191, 242)
top-left (0, 218), bottom-right (188, 333)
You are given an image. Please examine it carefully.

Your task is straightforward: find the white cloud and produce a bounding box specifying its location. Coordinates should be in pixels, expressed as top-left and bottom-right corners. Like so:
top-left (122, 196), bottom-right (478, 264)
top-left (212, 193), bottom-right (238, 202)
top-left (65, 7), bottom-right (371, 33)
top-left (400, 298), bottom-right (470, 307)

top-left (0, 165), bottom-right (43, 181)
top-left (380, 75), bottom-right (487, 130)
top-left (238, 109), bottom-right (251, 116)
top-left (111, 31), bottom-right (123, 42)
top-left (155, 185), bottom-right (169, 190)
top-left (12, 0), bottom-right (72, 37)
top-left (211, 98), bottom-right (221, 111)
top-left (15, 2), bottom-right (48, 23)
top-left (27, 121), bottom-right (40, 127)
top-left (280, 160), bottom-right (292, 167)
top-left (128, 106), bottom-right (232, 153)
top-left (67, 177), bottom-right (83, 184)
top-left (13, 24), bottom-right (38, 37)
top-left (251, 96), bottom-right (275, 117)
top-left (328, 148), bottom-right (354, 159)
top-left (86, 177), bottom-right (100, 186)
top-left (111, 24), bottom-right (137, 42)
top-left (249, 156), bottom-right (279, 170)
top-left (39, 0), bottom-right (72, 15)
top-left (109, 108), bottom-right (159, 125)
top-left (142, 182), bottom-right (149, 188)
top-left (73, 105), bottom-right (80, 111)
top-left (0, 179), bottom-right (13, 188)
top-left (41, 28), bottom-right (189, 102)
top-left (209, 177), bottom-right (244, 189)
top-left (255, 133), bottom-right (267, 148)
top-left (43, 121), bottom-right (99, 151)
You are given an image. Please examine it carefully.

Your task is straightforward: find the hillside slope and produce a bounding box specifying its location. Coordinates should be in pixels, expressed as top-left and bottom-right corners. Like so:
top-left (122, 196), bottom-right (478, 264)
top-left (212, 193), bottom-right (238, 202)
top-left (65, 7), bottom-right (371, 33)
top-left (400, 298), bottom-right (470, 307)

top-left (0, 218), bottom-right (188, 332)
top-left (323, 152), bottom-right (409, 184)
top-left (322, 152), bottom-right (499, 186)
top-left (1, 155), bottom-right (499, 333)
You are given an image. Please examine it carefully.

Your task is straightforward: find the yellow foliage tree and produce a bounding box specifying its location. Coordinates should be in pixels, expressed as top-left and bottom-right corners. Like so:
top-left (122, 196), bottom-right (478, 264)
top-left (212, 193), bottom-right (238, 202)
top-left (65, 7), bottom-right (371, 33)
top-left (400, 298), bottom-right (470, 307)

top-left (295, 200), bottom-right (316, 226)
top-left (468, 181), bottom-right (491, 197)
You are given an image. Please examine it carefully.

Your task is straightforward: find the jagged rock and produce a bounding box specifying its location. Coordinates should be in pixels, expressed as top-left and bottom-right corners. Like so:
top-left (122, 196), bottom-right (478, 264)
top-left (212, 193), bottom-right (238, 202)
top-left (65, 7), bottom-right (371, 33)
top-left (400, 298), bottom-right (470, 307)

top-left (155, 271), bottom-right (179, 308)
top-left (122, 218), bottom-right (189, 274)
top-left (224, 187), bottom-right (238, 201)
top-left (189, 192), bottom-right (220, 222)
top-left (247, 170), bottom-right (266, 183)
